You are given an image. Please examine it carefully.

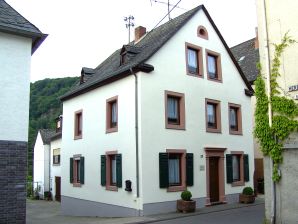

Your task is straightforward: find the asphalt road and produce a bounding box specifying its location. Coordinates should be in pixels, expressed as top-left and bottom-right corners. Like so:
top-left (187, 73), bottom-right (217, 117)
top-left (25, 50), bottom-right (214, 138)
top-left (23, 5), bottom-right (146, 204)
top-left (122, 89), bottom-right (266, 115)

top-left (149, 204), bottom-right (265, 224)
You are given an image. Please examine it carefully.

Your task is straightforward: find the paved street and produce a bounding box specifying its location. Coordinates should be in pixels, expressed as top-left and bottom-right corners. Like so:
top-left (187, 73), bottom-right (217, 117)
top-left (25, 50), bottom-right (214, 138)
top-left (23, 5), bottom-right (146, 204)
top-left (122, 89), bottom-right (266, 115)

top-left (149, 204), bottom-right (265, 224)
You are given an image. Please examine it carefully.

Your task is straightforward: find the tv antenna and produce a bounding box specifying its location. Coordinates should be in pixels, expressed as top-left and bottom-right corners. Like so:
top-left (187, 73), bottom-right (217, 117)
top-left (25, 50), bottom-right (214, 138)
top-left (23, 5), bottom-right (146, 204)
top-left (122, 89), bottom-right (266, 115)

top-left (124, 15), bottom-right (134, 43)
top-left (150, 0), bottom-right (186, 20)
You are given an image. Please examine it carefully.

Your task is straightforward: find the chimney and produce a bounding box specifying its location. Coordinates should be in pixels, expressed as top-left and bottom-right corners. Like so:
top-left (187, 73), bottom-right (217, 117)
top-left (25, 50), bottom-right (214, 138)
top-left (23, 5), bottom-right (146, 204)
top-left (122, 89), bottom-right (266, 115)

top-left (254, 27), bottom-right (259, 49)
top-left (135, 26), bottom-right (146, 42)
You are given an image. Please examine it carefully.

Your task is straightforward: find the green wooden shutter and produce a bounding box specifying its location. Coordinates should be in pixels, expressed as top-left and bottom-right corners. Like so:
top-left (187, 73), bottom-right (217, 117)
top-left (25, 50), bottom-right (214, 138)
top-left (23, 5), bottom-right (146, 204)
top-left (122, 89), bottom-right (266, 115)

top-left (186, 153), bottom-right (194, 186)
top-left (80, 157), bottom-right (85, 184)
top-left (70, 158), bottom-right (74, 183)
top-left (244, 154), bottom-right (249, 182)
top-left (159, 153), bottom-right (169, 188)
top-left (101, 155), bottom-right (106, 186)
top-left (116, 154), bottom-right (122, 188)
top-left (226, 154), bottom-right (233, 183)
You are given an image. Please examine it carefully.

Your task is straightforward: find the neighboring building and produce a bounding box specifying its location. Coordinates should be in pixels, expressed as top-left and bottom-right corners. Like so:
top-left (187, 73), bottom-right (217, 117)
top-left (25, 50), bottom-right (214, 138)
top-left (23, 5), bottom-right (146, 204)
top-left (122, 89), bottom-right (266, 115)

top-left (231, 35), bottom-right (264, 192)
top-left (60, 5), bottom-right (254, 217)
top-left (256, 0), bottom-right (298, 223)
top-left (0, 0), bottom-right (47, 222)
top-left (33, 117), bottom-right (62, 201)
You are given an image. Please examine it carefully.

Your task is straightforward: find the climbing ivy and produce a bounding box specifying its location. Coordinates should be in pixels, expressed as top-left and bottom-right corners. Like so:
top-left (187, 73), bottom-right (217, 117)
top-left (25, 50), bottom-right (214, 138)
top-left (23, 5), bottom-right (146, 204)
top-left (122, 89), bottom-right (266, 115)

top-left (254, 33), bottom-right (298, 182)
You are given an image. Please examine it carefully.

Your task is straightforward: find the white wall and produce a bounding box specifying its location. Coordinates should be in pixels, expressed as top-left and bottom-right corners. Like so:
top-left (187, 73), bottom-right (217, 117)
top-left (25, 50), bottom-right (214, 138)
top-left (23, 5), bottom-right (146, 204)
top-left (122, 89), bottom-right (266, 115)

top-left (0, 32), bottom-right (31, 142)
top-left (62, 75), bottom-right (140, 209)
top-left (50, 137), bottom-right (62, 200)
top-left (138, 9), bottom-right (254, 204)
top-left (33, 132), bottom-right (46, 197)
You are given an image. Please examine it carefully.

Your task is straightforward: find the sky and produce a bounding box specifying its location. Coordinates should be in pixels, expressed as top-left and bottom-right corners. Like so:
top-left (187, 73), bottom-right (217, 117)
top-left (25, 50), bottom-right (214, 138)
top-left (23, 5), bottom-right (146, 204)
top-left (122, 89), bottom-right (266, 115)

top-left (6, 0), bottom-right (257, 82)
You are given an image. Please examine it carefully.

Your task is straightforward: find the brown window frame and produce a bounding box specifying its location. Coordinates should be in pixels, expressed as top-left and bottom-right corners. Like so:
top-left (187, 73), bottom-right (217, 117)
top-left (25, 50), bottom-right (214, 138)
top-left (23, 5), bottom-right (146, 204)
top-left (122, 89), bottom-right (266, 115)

top-left (166, 149), bottom-right (186, 192)
top-left (185, 42), bottom-right (203, 77)
top-left (72, 154), bottom-right (82, 187)
top-left (231, 151), bottom-right (244, 187)
top-left (165, 91), bottom-right (185, 130)
top-left (206, 49), bottom-right (222, 82)
top-left (205, 98), bottom-right (221, 133)
top-left (106, 96), bottom-right (118, 133)
top-left (106, 151), bottom-right (118, 191)
top-left (228, 103), bottom-right (243, 135)
top-left (197, 25), bottom-right (208, 40)
top-left (74, 110), bottom-right (83, 139)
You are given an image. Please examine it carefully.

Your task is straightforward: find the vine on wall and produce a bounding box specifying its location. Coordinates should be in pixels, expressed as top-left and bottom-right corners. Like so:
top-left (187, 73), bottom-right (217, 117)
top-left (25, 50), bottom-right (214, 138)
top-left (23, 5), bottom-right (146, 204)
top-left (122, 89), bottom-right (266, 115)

top-left (254, 33), bottom-right (298, 182)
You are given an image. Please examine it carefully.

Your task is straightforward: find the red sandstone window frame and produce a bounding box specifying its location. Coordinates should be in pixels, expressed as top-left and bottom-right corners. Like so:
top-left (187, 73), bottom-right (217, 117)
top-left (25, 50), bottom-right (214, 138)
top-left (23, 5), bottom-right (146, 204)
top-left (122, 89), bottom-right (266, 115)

top-left (106, 150), bottom-right (118, 191)
top-left (205, 98), bottom-right (221, 133)
top-left (228, 103), bottom-right (243, 135)
top-left (165, 91), bottom-right (185, 130)
top-left (106, 96), bottom-right (118, 133)
top-left (185, 42), bottom-right (203, 77)
top-left (230, 151), bottom-right (245, 187)
top-left (72, 154), bottom-right (82, 187)
top-left (206, 49), bottom-right (222, 82)
top-left (74, 110), bottom-right (83, 140)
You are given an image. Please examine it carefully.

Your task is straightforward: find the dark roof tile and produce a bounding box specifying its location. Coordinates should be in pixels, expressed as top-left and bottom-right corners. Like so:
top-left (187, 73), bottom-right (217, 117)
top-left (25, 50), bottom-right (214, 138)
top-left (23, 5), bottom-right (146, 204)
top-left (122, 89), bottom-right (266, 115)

top-left (39, 129), bottom-right (55, 145)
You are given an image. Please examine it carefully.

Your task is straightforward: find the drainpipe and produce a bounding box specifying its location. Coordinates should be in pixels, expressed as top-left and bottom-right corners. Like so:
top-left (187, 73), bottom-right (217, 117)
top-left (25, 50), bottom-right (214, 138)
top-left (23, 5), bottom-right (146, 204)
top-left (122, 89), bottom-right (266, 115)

top-left (263, 0), bottom-right (276, 223)
top-left (130, 68), bottom-right (140, 198)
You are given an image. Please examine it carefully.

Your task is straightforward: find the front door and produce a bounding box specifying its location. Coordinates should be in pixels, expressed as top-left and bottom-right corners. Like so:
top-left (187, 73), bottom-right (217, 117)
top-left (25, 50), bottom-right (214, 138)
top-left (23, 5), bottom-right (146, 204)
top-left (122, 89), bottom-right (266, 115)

top-left (209, 157), bottom-right (219, 203)
top-left (55, 176), bottom-right (61, 202)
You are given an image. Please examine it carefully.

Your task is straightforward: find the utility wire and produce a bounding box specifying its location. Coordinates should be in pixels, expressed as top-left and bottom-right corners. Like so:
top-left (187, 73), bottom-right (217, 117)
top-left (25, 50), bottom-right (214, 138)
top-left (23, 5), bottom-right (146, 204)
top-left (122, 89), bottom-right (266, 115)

top-left (153, 0), bottom-right (182, 29)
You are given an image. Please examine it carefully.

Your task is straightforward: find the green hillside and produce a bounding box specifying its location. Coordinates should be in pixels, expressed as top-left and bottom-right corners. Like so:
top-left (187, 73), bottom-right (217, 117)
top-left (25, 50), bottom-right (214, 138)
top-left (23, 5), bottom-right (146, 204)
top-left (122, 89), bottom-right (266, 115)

top-left (28, 77), bottom-right (79, 175)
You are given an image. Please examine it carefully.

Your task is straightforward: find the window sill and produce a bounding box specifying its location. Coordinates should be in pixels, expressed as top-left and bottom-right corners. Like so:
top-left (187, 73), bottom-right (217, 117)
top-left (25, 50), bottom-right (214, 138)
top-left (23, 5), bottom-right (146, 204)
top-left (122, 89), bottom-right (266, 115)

top-left (186, 72), bottom-right (204, 78)
top-left (166, 124), bottom-right (185, 130)
top-left (167, 185), bottom-right (186, 192)
top-left (73, 183), bottom-right (82, 187)
top-left (74, 135), bottom-right (82, 140)
top-left (53, 163), bottom-right (60, 166)
top-left (229, 130), bottom-right (243, 135)
top-left (206, 128), bottom-right (221, 133)
top-left (232, 181), bottom-right (244, 187)
top-left (106, 185), bottom-right (118, 191)
top-left (207, 76), bottom-right (222, 83)
top-left (106, 127), bottom-right (118, 133)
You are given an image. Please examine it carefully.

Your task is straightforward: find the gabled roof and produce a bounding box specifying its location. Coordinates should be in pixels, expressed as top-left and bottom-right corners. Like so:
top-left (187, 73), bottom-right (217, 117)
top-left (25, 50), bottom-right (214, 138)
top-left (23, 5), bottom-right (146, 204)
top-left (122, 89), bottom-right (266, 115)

top-left (231, 38), bottom-right (259, 84)
top-left (0, 0), bottom-right (47, 54)
top-left (61, 5), bottom-right (253, 101)
top-left (39, 129), bottom-right (55, 145)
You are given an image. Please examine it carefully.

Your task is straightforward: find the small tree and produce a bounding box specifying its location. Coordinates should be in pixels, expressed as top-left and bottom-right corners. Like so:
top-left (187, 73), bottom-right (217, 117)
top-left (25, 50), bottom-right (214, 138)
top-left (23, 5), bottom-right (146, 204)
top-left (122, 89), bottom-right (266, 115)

top-left (254, 33), bottom-right (298, 181)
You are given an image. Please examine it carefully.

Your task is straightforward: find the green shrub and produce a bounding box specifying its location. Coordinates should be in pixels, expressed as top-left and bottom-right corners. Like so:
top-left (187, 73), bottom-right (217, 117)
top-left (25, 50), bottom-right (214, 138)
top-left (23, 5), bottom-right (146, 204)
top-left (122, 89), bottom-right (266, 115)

top-left (242, 187), bottom-right (254, 195)
top-left (181, 190), bottom-right (192, 201)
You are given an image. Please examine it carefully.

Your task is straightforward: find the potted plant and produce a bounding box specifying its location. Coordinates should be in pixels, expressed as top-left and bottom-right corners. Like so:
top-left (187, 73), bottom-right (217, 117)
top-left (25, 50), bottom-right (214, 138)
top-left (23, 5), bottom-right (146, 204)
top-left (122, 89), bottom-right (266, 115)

top-left (239, 187), bottom-right (255, 204)
top-left (177, 190), bottom-right (196, 213)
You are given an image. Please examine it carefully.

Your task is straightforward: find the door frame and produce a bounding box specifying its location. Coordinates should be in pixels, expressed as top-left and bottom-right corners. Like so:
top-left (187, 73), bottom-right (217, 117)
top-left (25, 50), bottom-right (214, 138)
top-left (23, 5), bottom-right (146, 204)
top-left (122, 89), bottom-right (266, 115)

top-left (205, 147), bottom-right (226, 206)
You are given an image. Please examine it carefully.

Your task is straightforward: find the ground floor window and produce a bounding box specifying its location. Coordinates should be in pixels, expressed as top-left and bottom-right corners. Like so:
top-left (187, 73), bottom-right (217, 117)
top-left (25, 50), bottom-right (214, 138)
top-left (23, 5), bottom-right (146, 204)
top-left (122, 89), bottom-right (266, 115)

top-left (70, 155), bottom-right (84, 187)
top-left (226, 152), bottom-right (249, 186)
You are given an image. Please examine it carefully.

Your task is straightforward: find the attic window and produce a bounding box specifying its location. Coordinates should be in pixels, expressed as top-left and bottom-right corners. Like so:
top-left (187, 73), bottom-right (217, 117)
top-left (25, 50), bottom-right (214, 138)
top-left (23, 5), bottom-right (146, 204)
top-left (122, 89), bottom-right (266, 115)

top-left (120, 52), bottom-right (127, 65)
top-left (197, 26), bottom-right (208, 40)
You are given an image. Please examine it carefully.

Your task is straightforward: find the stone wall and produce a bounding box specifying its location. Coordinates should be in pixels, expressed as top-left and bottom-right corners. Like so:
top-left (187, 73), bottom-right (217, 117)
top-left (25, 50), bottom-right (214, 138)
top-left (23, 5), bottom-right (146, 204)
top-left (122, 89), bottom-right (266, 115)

top-left (0, 140), bottom-right (27, 223)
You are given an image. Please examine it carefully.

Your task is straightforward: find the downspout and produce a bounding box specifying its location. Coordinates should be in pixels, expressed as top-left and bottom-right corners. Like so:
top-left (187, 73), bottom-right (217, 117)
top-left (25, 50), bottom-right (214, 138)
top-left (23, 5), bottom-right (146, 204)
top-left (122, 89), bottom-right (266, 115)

top-left (130, 68), bottom-right (140, 198)
top-left (263, 0), bottom-right (276, 223)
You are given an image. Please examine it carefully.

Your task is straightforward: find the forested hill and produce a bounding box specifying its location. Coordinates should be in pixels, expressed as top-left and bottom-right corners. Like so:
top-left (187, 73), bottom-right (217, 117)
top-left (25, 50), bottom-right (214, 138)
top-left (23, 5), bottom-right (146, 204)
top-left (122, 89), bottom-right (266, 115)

top-left (28, 77), bottom-right (79, 175)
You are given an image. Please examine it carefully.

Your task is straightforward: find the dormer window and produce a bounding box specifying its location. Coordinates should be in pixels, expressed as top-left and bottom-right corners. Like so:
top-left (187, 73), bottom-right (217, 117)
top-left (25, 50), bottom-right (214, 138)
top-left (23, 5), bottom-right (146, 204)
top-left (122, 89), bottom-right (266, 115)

top-left (120, 52), bottom-right (127, 65)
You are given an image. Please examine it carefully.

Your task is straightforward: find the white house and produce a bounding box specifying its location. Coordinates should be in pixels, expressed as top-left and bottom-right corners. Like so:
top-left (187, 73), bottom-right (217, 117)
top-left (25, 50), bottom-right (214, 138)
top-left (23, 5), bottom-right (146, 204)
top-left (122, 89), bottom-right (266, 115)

top-left (0, 0), bottom-right (46, 222)
top-left (60, 5), bottom-right (254, 217)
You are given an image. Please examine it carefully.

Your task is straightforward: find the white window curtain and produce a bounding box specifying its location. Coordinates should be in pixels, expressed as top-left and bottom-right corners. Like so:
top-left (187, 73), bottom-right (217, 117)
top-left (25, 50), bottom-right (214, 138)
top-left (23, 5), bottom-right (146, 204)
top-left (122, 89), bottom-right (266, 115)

top-left (230, 108), bottom-right (237, 128)
top-left (169, 158), bottom-right (180, 184)
top-left (232, 155), bottom-right (240, 181)
top-left (208, 55), bottom-right (216, 77)
top-left (188, 49), bottom-right (197, 69)
top-left (112, 158), bottom-right (117, 184)
top-left (207, 104), bottom-right (215, 124)
top-left (167, 97), bottom-right (178, 120)
top-left (111, 102), bottom-right (117, 124)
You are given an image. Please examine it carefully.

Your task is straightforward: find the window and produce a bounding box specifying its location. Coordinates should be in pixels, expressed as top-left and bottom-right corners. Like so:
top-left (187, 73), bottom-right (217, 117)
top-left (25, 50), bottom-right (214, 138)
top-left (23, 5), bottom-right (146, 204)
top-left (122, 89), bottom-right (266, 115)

top-left (101, 152), bottom-right (122, 191)
top-left (159, 150), bottom-right (193, 192)
top-left (197, 25), bottom-right (208, 40)
top-left (74, 110), bottom-right (83, 139)
top-left (205, 99), bottom-right (221, 133)
top-left (206, 49), bottom-right (222, 81)
top-left (106, 96), bottom-right (118, 133)
top-left (165, 91), bottom-right (185, 130)
top-left (70, 155), bottom-right (84, 187)
top-left (185, 43), bottom-right (203, 77)
top-left (53, 148), bottom-right (60, 165)
top-left (229, 103), bottom-right (242, 135)
top-left (226, 152), bottom-right (249, 186)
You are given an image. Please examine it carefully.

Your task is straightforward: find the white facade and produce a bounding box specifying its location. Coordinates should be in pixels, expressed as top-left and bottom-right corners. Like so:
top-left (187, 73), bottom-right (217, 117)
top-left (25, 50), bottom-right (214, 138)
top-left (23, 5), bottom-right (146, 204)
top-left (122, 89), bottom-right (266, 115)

top-left (61, 7), bottom-right (254, 216)
top-left (0, 32), bottom-right (31, 141)
top-left (50, 137), bottom-right (62, 201)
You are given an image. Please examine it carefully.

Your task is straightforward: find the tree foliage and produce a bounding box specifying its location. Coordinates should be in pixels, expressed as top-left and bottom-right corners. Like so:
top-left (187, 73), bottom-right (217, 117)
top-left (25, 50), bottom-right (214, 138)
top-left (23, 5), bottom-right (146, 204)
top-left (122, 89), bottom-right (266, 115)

top-left (254, 33), bottom-right (298, 181)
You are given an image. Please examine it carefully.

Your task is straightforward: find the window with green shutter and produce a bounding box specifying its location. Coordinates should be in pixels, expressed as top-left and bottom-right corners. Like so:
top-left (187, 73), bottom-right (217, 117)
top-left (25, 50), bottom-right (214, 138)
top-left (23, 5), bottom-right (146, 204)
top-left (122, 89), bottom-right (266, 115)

top-left (244, 154), bottom-right (249, 182)
top-left (159, 153), bottom-right (169, 188)
top-left (116, 154), bottom-right (122, 188)
top-left (226, 153), bottom-right (249, 185)
top-left (103, 152), bottom-right (122, 190)
top-left (101, 155), bottom-right (106, 186)
top-left (70, 158), bottom-right (74, 183)
top-left (226, 154), bottom-right (233, 183)
top-left (186, 153), bottom-right (194, 186)
top-left (80, 157), bottom-right (85, 184)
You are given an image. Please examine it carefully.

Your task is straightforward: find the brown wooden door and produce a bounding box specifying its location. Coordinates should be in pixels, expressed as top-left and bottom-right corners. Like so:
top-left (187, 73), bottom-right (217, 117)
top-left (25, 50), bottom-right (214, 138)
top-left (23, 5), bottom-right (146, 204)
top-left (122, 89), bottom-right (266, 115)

top-left (55, 176), bottom-right (61, 202)
top-left (209, 157), bottom-right (219, 203)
